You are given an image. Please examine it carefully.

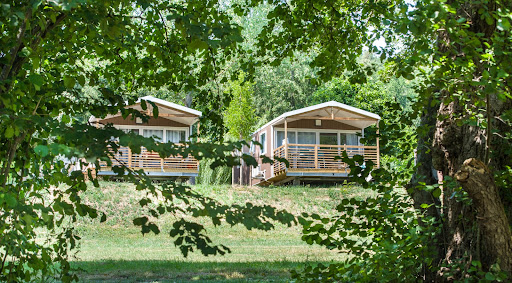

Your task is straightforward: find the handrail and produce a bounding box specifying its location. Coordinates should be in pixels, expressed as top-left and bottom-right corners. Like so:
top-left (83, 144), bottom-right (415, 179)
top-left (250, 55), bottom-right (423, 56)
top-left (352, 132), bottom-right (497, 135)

top-left (273, 144), bottom-right (285, 152)
top-left (272, 143), bottom-right (379, 174)
top-left (286, 143), bottom-right (378, 149)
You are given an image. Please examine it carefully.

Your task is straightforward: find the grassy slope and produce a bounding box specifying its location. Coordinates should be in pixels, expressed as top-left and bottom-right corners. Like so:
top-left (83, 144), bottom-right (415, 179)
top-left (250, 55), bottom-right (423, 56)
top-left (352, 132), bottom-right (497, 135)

top-left (72, 182), bottom-right (374, 282)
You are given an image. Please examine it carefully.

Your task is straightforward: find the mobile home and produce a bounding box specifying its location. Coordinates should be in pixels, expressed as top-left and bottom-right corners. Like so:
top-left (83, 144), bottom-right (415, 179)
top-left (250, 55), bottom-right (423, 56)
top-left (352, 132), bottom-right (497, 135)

top-left (250, 101), bottom-right (380, 185)
top-left (90, 96), bottom-right (201, 179)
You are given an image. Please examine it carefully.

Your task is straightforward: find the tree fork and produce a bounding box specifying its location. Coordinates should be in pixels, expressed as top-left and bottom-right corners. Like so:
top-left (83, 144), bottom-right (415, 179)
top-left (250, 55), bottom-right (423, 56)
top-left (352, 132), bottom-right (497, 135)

top-left (455, 158), bottom-right (512, 272)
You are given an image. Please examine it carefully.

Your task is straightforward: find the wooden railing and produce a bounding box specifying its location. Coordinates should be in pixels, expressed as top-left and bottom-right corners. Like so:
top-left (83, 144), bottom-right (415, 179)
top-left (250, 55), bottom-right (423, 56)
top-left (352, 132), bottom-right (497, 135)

top-left (274, 145), bottom-right (286, 173)
top-left (273, 143), bottom-right (379, 174)
top-left (100, 146), bottom-right (198, 172)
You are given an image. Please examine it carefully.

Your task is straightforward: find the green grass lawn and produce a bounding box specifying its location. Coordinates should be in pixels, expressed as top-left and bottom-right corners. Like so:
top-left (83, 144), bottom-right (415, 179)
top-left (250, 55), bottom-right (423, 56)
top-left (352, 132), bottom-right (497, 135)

top-left (71, 182), bottom-right (374, 282)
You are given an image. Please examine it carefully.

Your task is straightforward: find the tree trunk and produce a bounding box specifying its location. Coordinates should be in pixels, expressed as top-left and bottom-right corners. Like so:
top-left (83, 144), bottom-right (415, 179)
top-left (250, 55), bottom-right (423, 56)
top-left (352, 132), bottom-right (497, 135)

top-left (432, 96), bottom-right (512, 279)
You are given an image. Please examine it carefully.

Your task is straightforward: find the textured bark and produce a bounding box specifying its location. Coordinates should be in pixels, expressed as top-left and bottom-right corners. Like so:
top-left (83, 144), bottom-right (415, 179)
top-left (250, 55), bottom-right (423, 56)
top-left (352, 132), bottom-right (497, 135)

top-left (431, 93), bottom-right (512, 278)
top-left (432, 99), bottom-right (485, 280)
top-left (455, 159), bottom-right (512, 272)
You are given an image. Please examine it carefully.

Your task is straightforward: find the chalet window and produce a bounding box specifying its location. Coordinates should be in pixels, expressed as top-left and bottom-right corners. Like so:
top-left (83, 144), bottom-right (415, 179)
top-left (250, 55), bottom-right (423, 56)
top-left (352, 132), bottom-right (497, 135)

top-left (297, 132), bottom-right (316, 145)
top-left (276, 131), bottom-right (296, 147)
top-left (319, 133), bottom-right (337, 145)
top-left (143, 129), bottom-right (163, 142)
top-left (111, 128), bottom-right (139, 141)
top-left (166, 130), bottom-right (186, 143)
top-left (340, 133), bottom-right (359, 145)
top-left (260, 132), bottom-right (266, 154)
top-left (122, 128), bottom-right (140, 134)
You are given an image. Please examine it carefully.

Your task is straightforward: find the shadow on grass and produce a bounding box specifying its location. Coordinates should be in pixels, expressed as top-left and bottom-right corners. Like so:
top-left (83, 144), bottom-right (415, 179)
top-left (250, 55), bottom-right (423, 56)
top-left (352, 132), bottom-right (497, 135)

top-left (72, 259), bottom-right (319, 282)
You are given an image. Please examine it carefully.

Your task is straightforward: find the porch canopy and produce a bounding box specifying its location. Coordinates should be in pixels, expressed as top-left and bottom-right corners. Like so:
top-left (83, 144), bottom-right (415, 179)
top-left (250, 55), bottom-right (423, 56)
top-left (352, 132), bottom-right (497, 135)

top-left (254, 101), bottom-right (380, 134)
top-left (90, 95), bottom-right (202, 126)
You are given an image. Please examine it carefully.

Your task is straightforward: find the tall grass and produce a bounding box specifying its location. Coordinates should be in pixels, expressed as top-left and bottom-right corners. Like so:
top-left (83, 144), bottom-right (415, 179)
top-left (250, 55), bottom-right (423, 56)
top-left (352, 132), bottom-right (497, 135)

top-left (197, 158), bottom-right (232, 185)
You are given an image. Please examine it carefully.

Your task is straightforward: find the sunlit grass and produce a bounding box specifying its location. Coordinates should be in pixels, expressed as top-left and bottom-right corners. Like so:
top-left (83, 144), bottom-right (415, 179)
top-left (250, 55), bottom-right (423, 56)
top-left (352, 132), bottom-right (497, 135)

top-left (71, 181), bottom-right (373, 282)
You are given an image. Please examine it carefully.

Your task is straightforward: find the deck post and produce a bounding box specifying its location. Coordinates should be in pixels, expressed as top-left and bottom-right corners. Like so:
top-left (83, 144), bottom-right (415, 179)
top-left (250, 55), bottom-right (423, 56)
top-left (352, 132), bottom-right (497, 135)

top-left (314, 144), bottom-right (318, 169)
top-left (284, 118), bottom-right (288, 162)
top-left (376, 122), bottom-right (380, 168)
top-left (343, 144), bottom-right (347, 172)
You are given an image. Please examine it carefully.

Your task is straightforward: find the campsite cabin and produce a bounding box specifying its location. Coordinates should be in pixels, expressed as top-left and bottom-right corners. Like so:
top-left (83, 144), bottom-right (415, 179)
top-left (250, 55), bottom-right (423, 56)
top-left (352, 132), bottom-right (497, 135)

top-left (249, 101), bottom-right (380, 185)
top-left (90, 96), bottom-right (201, 179)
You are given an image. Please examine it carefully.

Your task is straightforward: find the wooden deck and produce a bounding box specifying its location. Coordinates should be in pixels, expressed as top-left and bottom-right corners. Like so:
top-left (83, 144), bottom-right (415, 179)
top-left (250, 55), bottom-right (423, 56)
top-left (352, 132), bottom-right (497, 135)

top-left (99, 146), bottom-right (199, 176)
top-left (272, 143), bottom-right (379, 176)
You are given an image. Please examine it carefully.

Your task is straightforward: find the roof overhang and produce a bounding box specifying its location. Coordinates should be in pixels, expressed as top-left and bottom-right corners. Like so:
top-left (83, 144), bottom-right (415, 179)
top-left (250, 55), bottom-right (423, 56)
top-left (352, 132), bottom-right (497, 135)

top-left (90, 96), bottom-right (202, 126)
top-left (254, 101), bottom-right (380, 134)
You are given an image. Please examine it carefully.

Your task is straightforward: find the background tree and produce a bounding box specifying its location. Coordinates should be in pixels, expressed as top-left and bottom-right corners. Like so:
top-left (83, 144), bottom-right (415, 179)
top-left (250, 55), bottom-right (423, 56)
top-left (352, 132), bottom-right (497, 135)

top-left (252, 53), bottom-right (317, 123)
top-left (224, 71), bottom-right (257, 142)
top-left (224, 71), bottom-right (257, 185)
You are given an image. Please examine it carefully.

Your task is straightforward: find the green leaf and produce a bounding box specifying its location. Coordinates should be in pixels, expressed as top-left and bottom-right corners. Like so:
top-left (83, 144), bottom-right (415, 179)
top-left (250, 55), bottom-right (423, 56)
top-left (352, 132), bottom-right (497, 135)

top-left (34, 145), bottom-right (49, 157)
top-left (189, 38), bottom-right (209, 50)
top-left (62, 114), bottom-right (70, 124)
top-left (100, 213), bottom-right (107, 223)
top-left (19, 47), bottom-right (31, 57)
top-left (133, 216), bottom-right (148, 226)
top-left (64, 76), bottom-right (75, 88)
top-left (149, 223), bottom-right (160, 234)
top-left (432, 188), bottom-right (441, 198)
top-left (5, 193), bottom-right (17, 208)
top-left (29, 74), bottom-right (43, 90)
top-left (5, 126), bottom-right (14, 138)
top-left (497, 18), bottom-right (511, 31)
top-left (77, 75), bottom-right (86, 86)
top-left (485, 273), bottom-right (496, 281)
top-left (139, 198), bottom-right (150, 207)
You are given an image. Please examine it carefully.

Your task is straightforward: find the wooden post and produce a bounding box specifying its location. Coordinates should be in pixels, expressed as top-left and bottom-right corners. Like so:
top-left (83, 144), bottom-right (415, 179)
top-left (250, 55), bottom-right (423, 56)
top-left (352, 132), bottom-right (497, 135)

top-left (343, 144), bottom-right (347, 172)
top-left (197, 122), bottom-right (200, 136)
top-left (240, 133), bottom-right (243, 186)
top-left (284, 118), bottom-right (288, 162)
top-left (314, 144), bottom-right (318, 169)
top-left (376, 122), bottom-right (380, 168)
top-left (128, 147), bottom-right (132, 168)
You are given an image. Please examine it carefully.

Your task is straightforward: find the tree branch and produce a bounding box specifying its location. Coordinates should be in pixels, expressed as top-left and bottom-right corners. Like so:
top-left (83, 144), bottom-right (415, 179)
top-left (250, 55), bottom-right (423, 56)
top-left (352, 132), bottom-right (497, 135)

top-left (0, 7), bottom-right (32, 82)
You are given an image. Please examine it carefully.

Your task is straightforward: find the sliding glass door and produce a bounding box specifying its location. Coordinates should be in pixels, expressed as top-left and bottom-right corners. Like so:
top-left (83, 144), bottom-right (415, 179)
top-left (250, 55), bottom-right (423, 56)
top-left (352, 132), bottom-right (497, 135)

top-left (167, 130), bottom-right (186, 143)
top-left (319, 133), bottom-right (337, 145)
top-left (275, 130), bottom-right (360, 147)
top-left (143, 129), bottom-right (164, 142)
